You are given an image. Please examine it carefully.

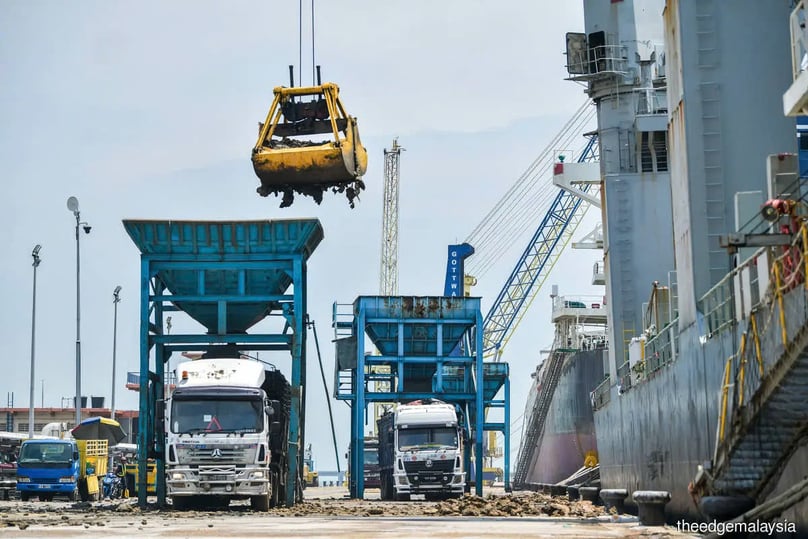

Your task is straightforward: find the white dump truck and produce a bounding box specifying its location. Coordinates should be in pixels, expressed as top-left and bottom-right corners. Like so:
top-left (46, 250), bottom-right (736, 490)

top-left (165, 356), bottom-right (290, 510)
top-left (377, 399), bottom-right (465, 500)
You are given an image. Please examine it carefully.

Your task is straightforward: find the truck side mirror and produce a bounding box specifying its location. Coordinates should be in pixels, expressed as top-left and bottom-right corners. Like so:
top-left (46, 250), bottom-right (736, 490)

top-left (72, 451), bottom-right (79, 461)
top-left (156, 399), bottom-right (165, 423)
top-left (265, 404), bottom-right (275, 417)
top-left (269, 421), bottom-right (281, 435)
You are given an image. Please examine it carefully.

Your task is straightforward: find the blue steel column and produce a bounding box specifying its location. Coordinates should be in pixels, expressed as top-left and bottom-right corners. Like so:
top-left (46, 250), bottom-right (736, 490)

top-left (287, 256), bottom-right (303, 506)
top-left (349, 367), bottom-right (357, 497)
top-left (353, 304), bottom-right (367, 499)
top-left (137, 256), bottom-right (151, 508)
top-left (475, 309), bottom-right (484, 496)
top-left (153, 279), bottom-right (166, 508)
top-left (504, 374), bottom-right (511, 492)
top-left (297, 257), bottom-right (307, 504)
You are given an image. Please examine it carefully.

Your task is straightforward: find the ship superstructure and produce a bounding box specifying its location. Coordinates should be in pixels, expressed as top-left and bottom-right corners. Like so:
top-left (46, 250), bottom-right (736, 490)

top-left (565, 0), bottom-right (675, 384)
top-left (569, 0), bottom-right (805, 527)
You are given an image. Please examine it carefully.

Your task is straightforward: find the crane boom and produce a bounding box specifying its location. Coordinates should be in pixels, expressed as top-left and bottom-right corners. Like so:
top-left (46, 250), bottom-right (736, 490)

top-left (482, 134), bottom-right (599, 358)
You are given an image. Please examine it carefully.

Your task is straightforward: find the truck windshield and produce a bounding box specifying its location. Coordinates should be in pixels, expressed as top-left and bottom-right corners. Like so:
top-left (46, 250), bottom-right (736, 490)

top-left (171, 398), bottom-right (263, 434)
top-left (364, 448), bottom-right (378, 465)
top-left (398, 427), bottom-right (457, 450)
top-left (18, 443), bottom-right (73, 468)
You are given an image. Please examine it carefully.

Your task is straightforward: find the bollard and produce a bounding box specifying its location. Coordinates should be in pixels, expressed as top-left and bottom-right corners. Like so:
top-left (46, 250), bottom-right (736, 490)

top-left (633, 490), bottom-right (671, 526)
top-left (599, 488), bottom-right (628, 514)
top-left (567, 485), bottom-right (580, 502)
top-left (579, 486), bottom-right (600, 504)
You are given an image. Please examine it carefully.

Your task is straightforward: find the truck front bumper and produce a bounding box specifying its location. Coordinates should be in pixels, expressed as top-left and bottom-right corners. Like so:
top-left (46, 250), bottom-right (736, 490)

top-left (394, 471), bottom-right (465, 494)
top-left (16, 482), bottom-right (75, 494)
top-left (167, 466), bottom-right (269, 497)
top-left (0, 478), bottom-right (16, 491)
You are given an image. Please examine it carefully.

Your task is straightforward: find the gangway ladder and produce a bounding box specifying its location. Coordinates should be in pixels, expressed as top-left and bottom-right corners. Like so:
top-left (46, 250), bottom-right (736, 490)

top-left (711, 319), bottom-right (808, 500)
top-left (513, 349), bottom-right (567, 486)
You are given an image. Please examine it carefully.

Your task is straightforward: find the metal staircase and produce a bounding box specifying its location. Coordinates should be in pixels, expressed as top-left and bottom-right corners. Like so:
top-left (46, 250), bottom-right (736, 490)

top-left (713, 322), bottom-right (808, 498)
top-left (513, 349), bottom-right (567, 486)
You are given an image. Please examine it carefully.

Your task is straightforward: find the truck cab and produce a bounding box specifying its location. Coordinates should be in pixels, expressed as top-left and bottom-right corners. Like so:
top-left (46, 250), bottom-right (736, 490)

top-left (377, 400), bottom-right (465, 501)
top-left (0, 449), bottom-right (17, 500)
top-left (363, 438), bottom-right (380, 489)
top-left (16, 439), bottom-right (81, 501)
top-left (165, 357), bottom-right (290, 511)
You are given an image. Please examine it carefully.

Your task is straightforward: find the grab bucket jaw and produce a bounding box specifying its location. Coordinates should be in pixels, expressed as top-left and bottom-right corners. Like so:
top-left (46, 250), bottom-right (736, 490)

top-left (252, 83), bottom-right (368, 208)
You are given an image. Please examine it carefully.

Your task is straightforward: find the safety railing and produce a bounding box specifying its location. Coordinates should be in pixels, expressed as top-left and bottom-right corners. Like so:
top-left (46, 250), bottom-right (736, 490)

top-left (617, 359), bottom-right (632, 392)
top-left (636, 87), bottom-right (668, 115)
top-left (591, 375), bottom-right (611, 411)
top-left (697, 273), bottom-right (735, 339)
top-left (717, 226), bottom-right (808, 449)
top-left (566, 44), bottom-right (628, 78)
top-left (644, 320), bottom-right (678, 375)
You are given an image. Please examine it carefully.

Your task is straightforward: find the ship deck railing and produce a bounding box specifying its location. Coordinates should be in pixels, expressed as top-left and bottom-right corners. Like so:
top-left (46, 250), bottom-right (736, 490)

top-left (566, 44), bottom-right (629, 81)
top-left (590, 375), bottom-right (611, 411)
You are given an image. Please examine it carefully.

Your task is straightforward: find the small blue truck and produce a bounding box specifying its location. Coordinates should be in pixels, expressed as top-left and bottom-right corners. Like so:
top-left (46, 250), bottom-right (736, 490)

top-left (16, 439), bottom-right (108, 502)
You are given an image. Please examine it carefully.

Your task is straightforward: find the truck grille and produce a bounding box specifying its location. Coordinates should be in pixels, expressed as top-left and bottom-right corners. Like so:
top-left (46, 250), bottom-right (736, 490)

top-left (403, 459), bottom-right (454, 474)
top-left (177, 445), bottom-right (255, 465)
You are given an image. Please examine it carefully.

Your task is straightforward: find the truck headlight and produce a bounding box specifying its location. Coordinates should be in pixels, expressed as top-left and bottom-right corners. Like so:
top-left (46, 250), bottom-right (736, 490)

top-left (249, 471), bottom-right (264, 479)
top-left (59, 477), bottom-right (74, 483)
top-left (17, 477), bottom-right (30, 483)
top-left (171, 473), bottom-right (184, 481)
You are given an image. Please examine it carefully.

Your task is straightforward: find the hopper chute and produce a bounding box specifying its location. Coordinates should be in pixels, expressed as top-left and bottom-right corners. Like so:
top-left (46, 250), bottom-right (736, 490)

top-left (252, 82), bottom-right (368, 208)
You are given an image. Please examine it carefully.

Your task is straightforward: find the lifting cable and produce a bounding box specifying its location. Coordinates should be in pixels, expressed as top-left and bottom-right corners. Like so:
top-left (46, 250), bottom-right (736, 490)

top-left (298, 0), bottom-right (317, 86)
top-left (306, 316), bottom-right (342, 477)
top-left (465, 102), bottom-right (596, 279)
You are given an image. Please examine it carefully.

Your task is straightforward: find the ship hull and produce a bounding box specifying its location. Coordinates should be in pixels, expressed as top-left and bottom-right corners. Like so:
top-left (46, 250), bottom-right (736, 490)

top-left (524, 349), bottom-right (604, 484)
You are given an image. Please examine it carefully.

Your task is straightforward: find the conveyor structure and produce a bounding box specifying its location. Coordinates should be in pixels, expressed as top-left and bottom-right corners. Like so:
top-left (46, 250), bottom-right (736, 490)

top-left (333, 296), bottom-right (509, 499)
top-left (123, 219), bottom-right (323, 508)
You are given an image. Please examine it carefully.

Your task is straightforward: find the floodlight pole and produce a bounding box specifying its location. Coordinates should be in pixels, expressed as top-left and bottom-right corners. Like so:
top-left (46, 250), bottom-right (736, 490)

top-left (67, 196), bottom-right (89, 427)
top-left (28, 245), bottom-right (42, 438)
top-left (111, 286), bottom-right (122, 420)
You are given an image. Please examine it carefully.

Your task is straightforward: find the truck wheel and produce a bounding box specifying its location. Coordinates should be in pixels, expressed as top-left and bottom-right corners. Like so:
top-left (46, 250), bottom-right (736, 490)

top-left (20, 492), bottom-right (30, 502)
top-left (67, 487), bottom-right (78, 502)
top-left (38, 494), bottom-right (48, 502)
top-left (2, 490), bottom-right (9, 501)
top-left (79, 480), bottom-right (89, 502)
top-left (269, 472), bottom-right (280, 508)
top-left (250, 494), bottom-right (270, 511)
top-left (172, 496), bottom-right (190, 511)
top-left (394, 492), bottom-right (410, 502)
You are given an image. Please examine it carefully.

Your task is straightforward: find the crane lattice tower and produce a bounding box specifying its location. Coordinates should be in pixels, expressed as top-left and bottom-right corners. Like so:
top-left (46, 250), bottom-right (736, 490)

top-left (373, 139), bottom-right (403, 436)
top-left (379, 139), bottom-right (403, 296)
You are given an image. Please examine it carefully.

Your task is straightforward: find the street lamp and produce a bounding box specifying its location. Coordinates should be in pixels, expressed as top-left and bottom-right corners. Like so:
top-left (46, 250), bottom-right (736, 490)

top-left (28, 245), bottom-right (42, 438)
top-left (67, 196), bottom-right (90, 426)
top-left (111, 286), bottom-right (122, 420)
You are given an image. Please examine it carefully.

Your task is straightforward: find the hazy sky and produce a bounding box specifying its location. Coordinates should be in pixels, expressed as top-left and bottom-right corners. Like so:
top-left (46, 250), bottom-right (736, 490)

top-left (0, 1), bottom-right (604, 471)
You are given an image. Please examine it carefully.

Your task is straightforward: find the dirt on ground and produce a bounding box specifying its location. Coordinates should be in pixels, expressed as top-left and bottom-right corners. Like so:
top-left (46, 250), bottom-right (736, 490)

top-left (0, 489), bottom-right (610, 530)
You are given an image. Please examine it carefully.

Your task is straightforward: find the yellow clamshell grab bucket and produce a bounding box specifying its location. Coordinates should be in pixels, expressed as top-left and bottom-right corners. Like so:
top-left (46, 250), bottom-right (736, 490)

top-left (252, 82), bottom-right (368, 208)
